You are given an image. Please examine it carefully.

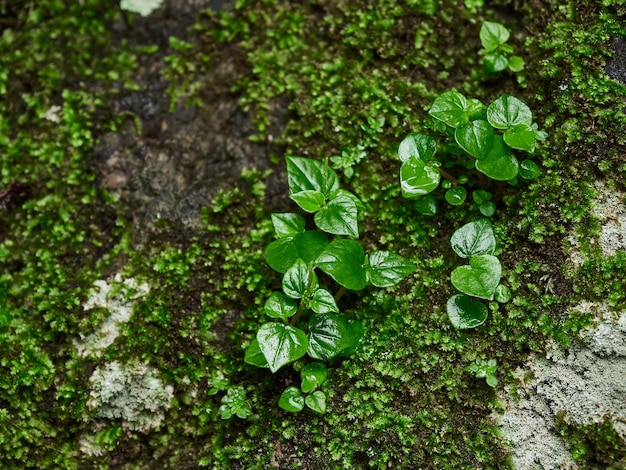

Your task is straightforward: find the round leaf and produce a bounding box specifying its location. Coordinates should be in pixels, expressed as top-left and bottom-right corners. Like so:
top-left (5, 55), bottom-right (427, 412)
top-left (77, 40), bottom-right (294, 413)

top-left (305, 391), bottom-right (327, 414)
top-left (479, 202), bottom-right (496, 217)
top-left (398, 133), bottom-right (437, 162)
top-left (264, 292), bottom-right (298, 319)
top-left (508, 55), bottom-right (525, 72)
top-left (309, 288), bottom-right (339, 314)
top-left (282, 259), bottom-right (317, 299)
top-left (367, 251), bottom-right (416, 288)
top-left (504, 123), bottom-right (536, 152)
top-left (272, 213), bottom-right (306, 238)
top-left (244, 339), bottom-right (269, 368)
top-left (307, 312), bottom-right (353, 360)
top-left (494, 284), bottom-right (512, 303)
top-left (265, 238), bottom-right (298, 273)
top-left (445, 187), bottom-right (467, 206)
top-left (487, 95), bottom-right (533, 130)
top-left (475, 136), bottom-right (519, 181)
top-left (278, 386), bottom-right (305, 412)
top-left (293, 230), bottom-right (329, 265)
top-left (316, 239), bottom-right (367, 291)
top-left (447, 294), bottom-right (488, 329)
top-left (257, 323), bottom-right (309, 373)
top-left (414, 194), bottom-right (438, 216)
top-left (428, 91), bottom-right (469, 128)
top-left (289, 190), bottom-right (326, 213)
top-left (286, 156), bottom-right (340, 197)
top-left (301, 362), bottom-right (328, 393)
top-left (450, 219), bottom-right (497, 258)
top-left (451, 254), bottom-right (502, 300)
top-left (519, 159), bottom-right (540, 180)
top-left (454, 120), bottom-right (495, 159)
top-left (400, 156), bottom-right (441, 199)
top-left (484, 52), bottom-right (508, 73)
top-left (480, 21), bottom-right (510, 51)
top-left (314, 194), bottom-right (359, 238)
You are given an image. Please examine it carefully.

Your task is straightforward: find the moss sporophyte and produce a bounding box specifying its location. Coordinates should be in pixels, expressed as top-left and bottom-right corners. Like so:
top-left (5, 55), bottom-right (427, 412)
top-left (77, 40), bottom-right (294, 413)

top-left (241, 157), bottom-right (416, 413)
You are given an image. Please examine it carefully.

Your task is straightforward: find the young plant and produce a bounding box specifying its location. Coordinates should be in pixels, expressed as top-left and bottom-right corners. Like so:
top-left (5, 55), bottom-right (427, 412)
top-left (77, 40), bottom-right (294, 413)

top-left (246, 157), bottom-right (416, 412)
top-left (479, 21), bottom-right (524, 74)
top-left (466, 358), bottom-right (498, 387)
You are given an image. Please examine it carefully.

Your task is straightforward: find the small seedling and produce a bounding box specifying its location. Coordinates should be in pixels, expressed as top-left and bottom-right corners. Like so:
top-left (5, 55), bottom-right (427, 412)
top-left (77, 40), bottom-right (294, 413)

top-left (218, 387), bottom-right (252, 419)
top-left (466, 358), bottom-right (498, 387)
top-left (479, 21), bottom-right (524, 73)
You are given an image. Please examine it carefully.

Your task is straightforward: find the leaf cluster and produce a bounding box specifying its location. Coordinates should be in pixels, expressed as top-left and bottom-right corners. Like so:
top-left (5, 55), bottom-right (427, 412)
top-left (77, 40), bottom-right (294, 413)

top-left (479, 21), bottom-right (524, 74)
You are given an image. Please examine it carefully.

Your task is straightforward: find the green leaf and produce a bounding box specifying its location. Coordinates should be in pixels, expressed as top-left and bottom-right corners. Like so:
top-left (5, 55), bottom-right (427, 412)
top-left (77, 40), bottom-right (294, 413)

top-left (519, 159), bottom-right (540, 180)
top-left (487, 95), bottom-right (533, 130)
top-left (508, 55), bottom-right (525, 72)
top-left (479, 202), bottom-right (496, 217)
top-left (398, 133), bottom-right (437, 162)
top-left (257, 323), bottom-right (309, 373)
top-left (272, 213), bottom-right (306, 238)
top-left (428, 91), bottom-right (469, 128)
top-left (454, 120), bottom-right (494, 159)
top-left (264, 292), bottom-right (298, 319)
top-left (466, 98), bottom-right (486, 118)
top-left (451, 254), bottom-right (502, 300)
top-left (309, 288), bottom-right (339, 314)
top-left (447, 294), bottom-right (488, 329)
top-left (244, 339), bottom-right (269, 368)
top-left (286, 156), bottom-right (340, 197)
top-left (314, 194), bottom-right (359, 238)
top-left (316, 239), bottom-right (367, 290)
top-left (278, 386), bottom-right (304, 412)
top-left (486, 375), bottom-right (498, 387)
top-left (265, 238), bottom-right (298, 273)
top-left (480, 21), bottom-right (510, 51)
top-left (331, 189), bottom-right (367, 212)
top-left (471, 190), bottom-right (492, 205)
top-left (504, 123), bottom-right (536, 152)
top-left (305, 390), bottom-right (327, 414)
top-left (367, 251), bottom-right (416, 288)
top-left (293, 230), bottom-right (329, 265)
top-left (450, 219), bottom-right (497, 258)
top-left (475, 135), bottom-right (519, 181)
top-left (282, 259), bottom-right (317, 299)
top-left (289, 190), bottom-right (326, 213)
top-left (307, 312), bottom-right (354, 360)
top-left (445, 187), bottom-right (467, 206)
top-left (414, 194), bottom-right (438, 216)
top-left (301, 362), bottom-right (328, 393)
top-left (337, 319), bottom-right (365, 357)
top-left (400, 156), bottom-right (441, 199)
top-left (494, 284), bottom-right (512, 303)
top-left (218, 388), bottom-right (252, 419)
top-left (484, 52), bottom-right (508, 73)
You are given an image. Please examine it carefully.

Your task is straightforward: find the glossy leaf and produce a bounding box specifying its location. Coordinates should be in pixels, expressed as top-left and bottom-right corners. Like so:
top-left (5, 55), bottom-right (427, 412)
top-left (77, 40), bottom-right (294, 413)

top-left (519, 159), bottom-right (540, 180)
top-left (218, 388), bottom-right (252, 419)
top-left (293, 230), bottom-right (329, 265)
top-left (398, 133), bottom-right (437, 162)
top-left (330, 189), bottom-right (366, 212)
top-left (309, 288), bottom-right (339, 314)
top-left (480, 21), bottom-right (510, 51)
top-left (428, 90), bottom-right (469, 128)
top-left (487, 95), bottom-right (533, 130)
top-left (307, 312), bottom-right (354, 360)
top-left (445, 187), bottom-right (467, 206)
top-left (289, 190), bottom-right (326, 213)
top-left (337, 319), bottom-right (365, 357)
top-left (454, 120), bottom-right (494, 159)
top-left (475, 135), bottom-right (519, 181)
top-left (314, 194), bottom-right (359, 238)
top-left (265, 238), bottom-right (298, 273)
top-left (264, 292), bottom-right (298, 319)
top-left (450, 219), bottom-right (497, 258)
top-left (316, 239), bottom-right (367, 290)
top-left (414, 194), bottom-right (438, 216)
top-left (286, 156), bottom-right (340, 197)
top-left (494, 284), bottom-right (512, 303)
top-left (278, 386), bottom-right (304, 412)
top-left (367, 251), bottom-right (416, 288)
top-left (451, 254), bottom-right (502, 300)
top-left (257, 323), bottom-right (309, 373)
top-left (272, 213), bottom-right (305, 239)
top-left (400, 156), bottom-right (441, 199)
top-left (244, 339), bottom-right (269, 368)
top-left (305, 391), bottom-right (327, 414)
top-left (504, 123), bottom-right (536, 152)
top-left (301, 362), bottom-right (328, 393)
top-left (447, 294), bottom-right (488, 329)
top-left (282, 259), bottom-right (317, 299)
top-left (484, 52), bottom-right (508, 73)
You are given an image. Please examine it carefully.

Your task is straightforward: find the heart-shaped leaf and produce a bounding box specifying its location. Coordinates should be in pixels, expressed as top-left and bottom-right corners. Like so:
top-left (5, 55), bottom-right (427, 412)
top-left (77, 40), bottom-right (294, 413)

top-left (264, 292), bottom-right (298, 319)
top-left (451, 254), bottom-right (502, 300)
top-left (400, 156), bottom-right (441, 199)
top-left (314, 194), bottom-right (359, 238)
top-left (309, 288), bottom-right (339, 314)
top-left (278, 386), bottom-right (304, 412)
top-left (398, 133), bottom-right (437, 162)
top-left (257, 323), bottom-right (309, 373)
top-left (265, 238), bottom-right (298, 273)
top-left (301, 362), bottom-right (328, 393)
top-left (487, 95), bottom-right (533, 130)
top-left (504, 123), bottom-right (536, 152)
top-left (244, 338), bottom-right (269, 368)
top-left (307, 312), bottom-right (354, 360)
top-left (271, 213), bottom-right (305, 238)
top-left (447, 294), bottom-right (488, 329)
top-left (480, 21), bottom-right (510, 51)
top-left (445, 186), bottom-right (467, 206)
top-left (450, 219), bottom-right (497, 258)
top-left (305, 390), bottom-right (327, 414)
top-left (475, 135), bottom-right (519, 181)
top-left (414, 194), bottom-right (438, 216)
top-left (429, 90), bottom-right (470, 128)
top-left (289, 190), bottom-right (326, 213)
top-left (286, 156), bottom-right (340, 197)
top-left (282, 259), bottom-right (317, 299)
top-left (366, 251), bottom-right (416, 288)
top-left (316, 239), bottom-right (367, 290)
top-left (454, 120), bottom-right (494, 159)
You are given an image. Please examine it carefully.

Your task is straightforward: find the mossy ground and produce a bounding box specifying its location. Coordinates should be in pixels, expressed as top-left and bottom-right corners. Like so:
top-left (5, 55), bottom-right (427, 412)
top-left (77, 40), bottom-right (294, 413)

top-left (1, 0), bottom-right (625, 468)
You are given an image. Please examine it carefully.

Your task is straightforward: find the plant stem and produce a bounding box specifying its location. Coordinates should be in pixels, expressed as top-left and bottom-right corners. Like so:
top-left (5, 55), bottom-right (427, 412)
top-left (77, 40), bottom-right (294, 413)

top-left (334, 286), bottom-right (346, 303)
top-left (438, 167), bottom-right (459, 185)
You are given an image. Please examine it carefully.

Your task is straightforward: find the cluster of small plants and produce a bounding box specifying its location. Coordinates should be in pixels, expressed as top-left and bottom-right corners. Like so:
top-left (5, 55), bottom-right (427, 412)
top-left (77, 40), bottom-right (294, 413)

top-left (479, 21), bottom-right (524, 74)
top-left (242, 156), bottom-right (415, 413)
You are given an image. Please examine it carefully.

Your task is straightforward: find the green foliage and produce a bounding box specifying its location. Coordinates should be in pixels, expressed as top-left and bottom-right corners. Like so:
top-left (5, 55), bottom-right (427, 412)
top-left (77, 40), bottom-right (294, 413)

top-left (246, 157), bottom-right (415, 411)
top-left (479, 21), bottom-right (525, 74)
top-left (218, 388), bottom-right (252, 419)
top-left (465, 358), bottom-right (498, 387)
